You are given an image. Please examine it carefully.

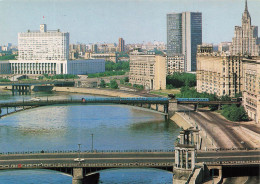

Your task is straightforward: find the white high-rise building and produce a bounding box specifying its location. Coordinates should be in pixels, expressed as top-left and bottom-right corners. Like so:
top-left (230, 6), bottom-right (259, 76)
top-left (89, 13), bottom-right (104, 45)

top-left (18, 24), bottom-right (69, 61)
top-left (7, 24), bottom-right (105, 75)
top-left (167, 12), bottom-right (202, 72)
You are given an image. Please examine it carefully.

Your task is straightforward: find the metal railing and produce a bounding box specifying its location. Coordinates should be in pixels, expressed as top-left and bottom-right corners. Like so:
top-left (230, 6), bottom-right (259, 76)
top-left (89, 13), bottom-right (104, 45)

top-left (0, 149), bottom-right (175, 155)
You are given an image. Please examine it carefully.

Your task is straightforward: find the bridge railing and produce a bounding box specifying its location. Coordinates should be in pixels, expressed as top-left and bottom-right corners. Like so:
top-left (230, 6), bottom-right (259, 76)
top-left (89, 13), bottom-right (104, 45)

top-left (0, 98), bottom-right (169, 107)
top-left (204, 147), bottom-right (260, 152)
top-left (204, 160), bottom-right (260, 165)
top-left (0, 149), bottom-right (175, 155)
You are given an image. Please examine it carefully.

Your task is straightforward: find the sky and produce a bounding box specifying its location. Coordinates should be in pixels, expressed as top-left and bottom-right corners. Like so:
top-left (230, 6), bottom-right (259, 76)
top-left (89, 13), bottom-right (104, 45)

top-left (0, 0), bottom-right (259, 45)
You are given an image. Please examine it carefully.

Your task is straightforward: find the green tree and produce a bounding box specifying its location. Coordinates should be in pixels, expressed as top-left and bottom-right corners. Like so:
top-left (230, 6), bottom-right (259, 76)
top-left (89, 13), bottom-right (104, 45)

top-left (100, 79), bottom-right (106, 88)
top-left (221, 104), bottom-right (248, 121)
top-left (124, 77), bottom-right (129, 83)
top-left (166, 72), bottom-right (196, 88)
top-left (110, 79), bottom-right (118, 89)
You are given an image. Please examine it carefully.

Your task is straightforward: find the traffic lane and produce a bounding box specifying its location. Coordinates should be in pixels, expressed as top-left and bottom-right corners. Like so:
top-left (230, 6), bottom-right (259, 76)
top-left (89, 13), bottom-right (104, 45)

top-left (0, 158), bottom-right (174, 165)
top-left (0, 152), bottom-right (175, 160)
top-left (197, 156), bottom-right (260, 162)
top-left (1, 151), bottom-right (259, 160)
top-left (197, 151), bottom-right (260, 157)
top-left (1, 154), bottom-right (259, 165)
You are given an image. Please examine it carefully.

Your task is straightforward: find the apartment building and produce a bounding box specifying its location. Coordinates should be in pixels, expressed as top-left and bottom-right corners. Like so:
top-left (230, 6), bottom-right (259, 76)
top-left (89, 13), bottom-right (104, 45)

top-left (197, 46), bottom-right (242, 97)
top-left (242, 57), bottom-right (260, 123)
top-left (129, 50), bottom-right (166, 90)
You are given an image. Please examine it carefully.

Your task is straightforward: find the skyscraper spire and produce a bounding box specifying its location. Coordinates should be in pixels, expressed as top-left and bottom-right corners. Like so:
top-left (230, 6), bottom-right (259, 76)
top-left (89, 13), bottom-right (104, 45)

top-left (242, 0), bottom-right (251, 24)
top-left (245, 0), bottom-right (248, 12)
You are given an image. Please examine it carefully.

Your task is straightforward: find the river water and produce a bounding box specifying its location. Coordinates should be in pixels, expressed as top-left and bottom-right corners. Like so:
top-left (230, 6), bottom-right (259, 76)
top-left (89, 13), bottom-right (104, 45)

top-left (0, 90), bottom-right (180, 184)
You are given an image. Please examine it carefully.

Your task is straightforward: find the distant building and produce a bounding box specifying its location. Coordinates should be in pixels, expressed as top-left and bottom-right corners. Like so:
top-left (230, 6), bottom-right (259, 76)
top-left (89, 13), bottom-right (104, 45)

top-left (196, 46), bottom-right (243, 97)
top-left (89, 53), bottom-right (118, 63)
top-left (218, 42), bottom-right (232, 53)
top-left (118, 38), bottom-right (125, 52)
top-left (242, 57), bottom-right (260, 123)
top-left (167, 12), bottom-right (202, 72)
top-left (91, 44), bottom-right (98, 53)
top-left (231, 0), bottom-right (259, 56)
top-left (67, 59), bottom-right (105, 75)
top-left (8, 24), bottom-right (103, 75)
top-left (129, 50), bottom-right (166, 90)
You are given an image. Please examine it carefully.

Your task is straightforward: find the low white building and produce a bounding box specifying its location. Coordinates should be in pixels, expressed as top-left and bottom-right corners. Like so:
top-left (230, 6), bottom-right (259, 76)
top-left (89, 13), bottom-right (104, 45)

top-left (9, 60), bottom-right (67, 75)
top-left (8, 59), bottom-right (105, 75)
top-left (67, 59), bottom-right (105, 75)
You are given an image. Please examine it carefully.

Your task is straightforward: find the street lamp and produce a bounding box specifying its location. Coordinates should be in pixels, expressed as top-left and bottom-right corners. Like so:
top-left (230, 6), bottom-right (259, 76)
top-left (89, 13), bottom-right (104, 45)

top-left (78, 144), bottom-right (81, 160)
top-left (91, 134), bottom-right (94, 151)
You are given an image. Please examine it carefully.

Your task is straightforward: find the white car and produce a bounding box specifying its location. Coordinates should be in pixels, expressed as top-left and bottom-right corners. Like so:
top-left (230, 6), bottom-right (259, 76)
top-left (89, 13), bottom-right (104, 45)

top-left (31, 97), bottom-right (41, 102)
top-left (74, 158), bottom-right (85, 162)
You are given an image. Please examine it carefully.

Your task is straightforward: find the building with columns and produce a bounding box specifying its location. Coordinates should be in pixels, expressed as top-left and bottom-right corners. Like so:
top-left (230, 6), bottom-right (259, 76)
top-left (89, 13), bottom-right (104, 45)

top-left (7, 24), bottom-right (104, 75)
top-left (231, 0), bottom-right (259, 56)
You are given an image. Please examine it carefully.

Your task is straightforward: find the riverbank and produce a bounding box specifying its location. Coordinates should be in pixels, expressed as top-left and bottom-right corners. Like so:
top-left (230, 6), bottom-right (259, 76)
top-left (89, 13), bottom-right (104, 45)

top-left (53, 87), bottom-right (141, 98)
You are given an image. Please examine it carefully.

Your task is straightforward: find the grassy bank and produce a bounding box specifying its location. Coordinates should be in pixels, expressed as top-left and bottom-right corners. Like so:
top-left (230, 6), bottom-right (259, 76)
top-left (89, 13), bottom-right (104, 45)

top-left (150, 89), bottom-right (180, 97)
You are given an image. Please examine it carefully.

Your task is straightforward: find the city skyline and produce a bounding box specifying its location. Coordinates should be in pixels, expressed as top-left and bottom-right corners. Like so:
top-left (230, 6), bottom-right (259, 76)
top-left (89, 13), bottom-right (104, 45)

top-left (0, 0), bottom-right (259, 45)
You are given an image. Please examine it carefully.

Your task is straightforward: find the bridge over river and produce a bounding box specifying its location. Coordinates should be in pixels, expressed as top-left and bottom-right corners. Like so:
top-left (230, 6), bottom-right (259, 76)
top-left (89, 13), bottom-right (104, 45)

top-left (0, 97), bottom-right (170, 119)
top-left (0, 149), bottom-right (259, 184)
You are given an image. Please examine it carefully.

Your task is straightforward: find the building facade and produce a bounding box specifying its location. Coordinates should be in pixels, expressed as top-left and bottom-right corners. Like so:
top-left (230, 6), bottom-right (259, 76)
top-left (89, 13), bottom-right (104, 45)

top-left (87, 53), bottom-right (118, 63)
top-left (0, 61), bottom-right (11, 74)
top-left (231, 0), bottom-right (259, 56)
top-left (67, 59), bottom-right (105, 75)
top-left (18, 24), bottom-right (69, 61)
top-left (242, 58), bottom-right (260, 123)
top-left (9, 60), bottom-right (67, 75)
top-left (118, 38), bottom-right (125, 52)
top-left (6, 24), bottom-right (104, 75)
top-left (167, 12), bottom-right (202, 72)
top-left (197, 46), bottom-right (243, 97)
top-left (166, 54), bottom-right (185, 74)
top-left (129, 51), bottom-right (166, 90)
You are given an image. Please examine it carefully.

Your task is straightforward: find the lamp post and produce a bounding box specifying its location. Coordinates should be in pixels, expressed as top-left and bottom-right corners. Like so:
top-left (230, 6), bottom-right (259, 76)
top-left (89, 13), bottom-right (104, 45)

top-left (91, 134), bottom-right (94, 151)
top-left (78, 144), bottom-right (81, 160)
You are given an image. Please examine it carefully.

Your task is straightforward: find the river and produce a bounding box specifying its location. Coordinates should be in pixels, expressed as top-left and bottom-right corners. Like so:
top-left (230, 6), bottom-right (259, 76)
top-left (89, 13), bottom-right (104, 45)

top-left (0, 90), bottom-right (180, 184)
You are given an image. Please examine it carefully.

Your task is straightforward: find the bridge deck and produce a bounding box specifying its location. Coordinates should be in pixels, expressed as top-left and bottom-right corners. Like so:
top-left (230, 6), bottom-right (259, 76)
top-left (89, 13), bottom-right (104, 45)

top-left (0, 150), bottom-right (259, 170)
top-left (0, 98), bottom-right (169, 108)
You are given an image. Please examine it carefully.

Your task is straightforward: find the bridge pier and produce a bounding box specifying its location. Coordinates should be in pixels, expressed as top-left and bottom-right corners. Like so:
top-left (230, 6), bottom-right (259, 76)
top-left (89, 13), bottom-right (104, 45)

top-left (72, 168), bottom-right (99, 184)
top-left (12, 84), bottom-right (31, 96)
top-left (164, 104), bottom-right (168, 113)
top-left (72, 168), bottom-right (85, 184)
top-left (218, 104), bottom-right (221, 110)
top-left (173, 128), bottom-right (198, 183)
top-left (194, 104), bottom-right (198, 111)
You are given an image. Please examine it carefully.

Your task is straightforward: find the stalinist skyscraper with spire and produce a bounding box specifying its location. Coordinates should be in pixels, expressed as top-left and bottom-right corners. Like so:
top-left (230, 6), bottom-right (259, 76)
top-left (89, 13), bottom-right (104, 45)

top-left (231, 0), bottom-right (259, 56)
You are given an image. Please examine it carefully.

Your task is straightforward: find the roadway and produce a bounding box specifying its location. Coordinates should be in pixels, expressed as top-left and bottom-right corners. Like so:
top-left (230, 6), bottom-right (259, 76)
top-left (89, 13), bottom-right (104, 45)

top-left (0, 150), bottom-right (259, 168)
top-left (177, 104), bottom-right (258, 149)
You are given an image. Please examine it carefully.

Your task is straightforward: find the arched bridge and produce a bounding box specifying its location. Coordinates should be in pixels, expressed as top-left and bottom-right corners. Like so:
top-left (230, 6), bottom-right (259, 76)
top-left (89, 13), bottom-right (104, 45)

top-left (0, 97), bottom-right (170, 118)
